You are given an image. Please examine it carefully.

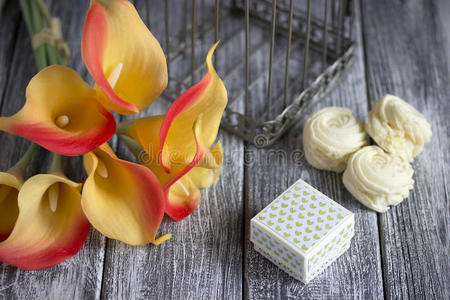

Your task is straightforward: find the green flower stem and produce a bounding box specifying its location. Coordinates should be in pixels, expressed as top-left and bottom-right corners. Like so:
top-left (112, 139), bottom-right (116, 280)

top-left (118, 134), bottom-right (146, 163)
top-left (35, 0), bottom-right (61, 65)
top-left (49, 153), bottom-right (64, 175)
top-left (9, 143), bottom-right (38, 175)
top-left (19, 0), bottom-right (47, 70)
top-left (30, 0), bottom-right (49, 70)
top-left (116, 120), bottom-right (130, 135)
top-left (15, 1), bottom-right (70, 177)
top-left (19, 0), bottom-right (65, 70)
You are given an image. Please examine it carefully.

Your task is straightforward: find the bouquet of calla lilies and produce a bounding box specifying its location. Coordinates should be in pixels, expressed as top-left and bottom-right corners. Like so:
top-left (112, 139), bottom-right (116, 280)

top-left (0, 0), bottom-right (227, 270)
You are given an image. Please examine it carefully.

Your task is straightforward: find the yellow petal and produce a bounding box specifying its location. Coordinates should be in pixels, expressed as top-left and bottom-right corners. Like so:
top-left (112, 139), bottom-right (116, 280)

top-left (82, 143), bottom-right (169, 245)
top-left (0, 174), bottom-right (89, 270)
top-left (188, 168), bottom-right (217, 189)
top-left (82, 0), bottom-right (168, 115)
top-left (189, 141), bottom-right (222, 188)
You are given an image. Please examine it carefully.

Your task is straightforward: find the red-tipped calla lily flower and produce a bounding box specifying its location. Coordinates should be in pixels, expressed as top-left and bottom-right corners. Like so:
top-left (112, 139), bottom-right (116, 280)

top-left (82, 0), bottom-right (168, 115)
top-left (82, 143), bottom-right (171, 245)
top-left (121, 115), bottom-right (223, 221)
top-left (0, 174), bottom-right (90, 270)
top-left (0, 65), bottom-right (116, 156)
top-left (159, 42), bottom-right (227, 172)
top-left (119, 43), bottom-right (226, 220)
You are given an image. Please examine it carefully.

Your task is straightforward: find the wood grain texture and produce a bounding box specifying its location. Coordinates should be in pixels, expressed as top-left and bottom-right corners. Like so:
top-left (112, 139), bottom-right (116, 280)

top-left (244, 1), bottom-right (384, 299)
top-left (0, 0), bottom-right (449, 299)
top-left (101, 130), bottom-right (244, 299)
top-left (99, 2), bottom-right (245, 299)
top-left (361, 0), bottom-right (450, 299)
top-left (100, 83), bottom-right (244, 300)
top-left (0, 1), bottom-right (106, 299)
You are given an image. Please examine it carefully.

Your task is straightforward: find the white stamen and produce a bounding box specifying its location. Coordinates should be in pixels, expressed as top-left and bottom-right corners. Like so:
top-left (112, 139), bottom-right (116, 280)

top-left (107, 63), bottom-right (123, 89)
top-left (177, 180), bottom-right (190, 197)
top-left (96, 160), bottom-right (109, 178)
top-left (55, 115), bottom-right (70, 128)
top-left (48, 183), bottom-right (59, 212)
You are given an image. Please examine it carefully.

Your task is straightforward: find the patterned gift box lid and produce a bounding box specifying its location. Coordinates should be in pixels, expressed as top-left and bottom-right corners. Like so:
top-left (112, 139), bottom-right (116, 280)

top-left (252, 179), bottom-right (353, 255)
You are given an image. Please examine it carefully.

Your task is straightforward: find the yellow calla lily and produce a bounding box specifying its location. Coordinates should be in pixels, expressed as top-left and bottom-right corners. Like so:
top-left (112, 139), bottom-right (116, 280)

top-left (82, 143), bottom-right (170, 245)
top-left (0, 174), bottom-right (90, 270)
top-left (159, 42), bottom-right (227, 171)
top-left (0, 65), bottom-right (116, 156)
top-left (117, 44), bottom-right (226, 220)
top-left (82, 0), bottom-right (168, 115)
top-left (119, 115), bottom-right (223, 221)
top-left (0, 172), bottom-right (23, 242)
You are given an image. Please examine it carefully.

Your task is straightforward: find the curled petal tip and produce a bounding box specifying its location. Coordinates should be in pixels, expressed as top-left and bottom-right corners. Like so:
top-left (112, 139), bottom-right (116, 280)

top-left (206, 42), bottom-right (219, 71)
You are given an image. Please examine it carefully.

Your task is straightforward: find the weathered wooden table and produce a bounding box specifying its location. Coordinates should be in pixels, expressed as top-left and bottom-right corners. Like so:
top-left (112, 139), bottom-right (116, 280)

top-left (0, 0), bottom-right (449, 299)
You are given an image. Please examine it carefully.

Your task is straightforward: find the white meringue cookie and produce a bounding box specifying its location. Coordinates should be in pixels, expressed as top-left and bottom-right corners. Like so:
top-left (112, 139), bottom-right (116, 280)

top-left (365, 94), bottom-right (431, 161)
top-left (303, 107), bottom-right (368, 172)
top-left (343, 146), bottom-right (414, 213)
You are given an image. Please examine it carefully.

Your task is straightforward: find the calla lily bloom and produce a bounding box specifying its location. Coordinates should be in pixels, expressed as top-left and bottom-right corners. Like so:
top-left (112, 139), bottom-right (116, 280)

top-left (82, 143), bottom-right (171, 245)
top-left (0, 65), bottom-right (116, 156)
top-left (118, 43), bottom-right (226, 220)
top-left (120, 114), bottom-right (223, 221)
top-left (159, 42), bottom-right (227, 172)
top-left (82, 0), bottom-right (168, 115)
top-left (0, 174), bottom-right (90, 270)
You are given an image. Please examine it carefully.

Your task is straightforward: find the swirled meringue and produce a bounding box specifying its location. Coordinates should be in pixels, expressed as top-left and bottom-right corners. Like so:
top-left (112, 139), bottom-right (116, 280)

top-left (365, 94), bottom-right (431, 161)
top-left (303, 107), bottom-right (368, 172)
top-left (343, 146), bottom-right (414, 212)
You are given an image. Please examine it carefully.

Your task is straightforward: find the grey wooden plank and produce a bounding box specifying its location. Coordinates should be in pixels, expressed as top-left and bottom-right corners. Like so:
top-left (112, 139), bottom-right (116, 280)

top-left (101, 102), bottom-right (244, 300)
top-left (361, 0), bottom-right (450, 299)
top-left (100, 1), bottom-right (245, 299)
top-left (0, 0), bottom-right (21, 109)
top-left (437, 0), bottom-right (450, 64)
top-left (102, 136), bottom-right (244, 300)
top-left (244, 0), bottom-right (384, 299)
top-left (0, 1), bottom-right (106, 299)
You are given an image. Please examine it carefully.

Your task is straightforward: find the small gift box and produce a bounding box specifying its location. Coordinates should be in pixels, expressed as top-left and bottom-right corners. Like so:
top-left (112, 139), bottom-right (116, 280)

top-left (250, 179), bottom-right (354, 283)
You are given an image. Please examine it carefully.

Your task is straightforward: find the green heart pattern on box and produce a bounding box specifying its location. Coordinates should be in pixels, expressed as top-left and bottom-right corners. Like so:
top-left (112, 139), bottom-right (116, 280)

top-left (308, 221), bottom-right (354, 272)
top-left (253, 243), bottom-right (303, 282)
top-left (255, 180), bottom-right (352, 252)
top-left (251, 179), bottom-right (354, 283)
top-left (252, 226), bottom-right (304, 276)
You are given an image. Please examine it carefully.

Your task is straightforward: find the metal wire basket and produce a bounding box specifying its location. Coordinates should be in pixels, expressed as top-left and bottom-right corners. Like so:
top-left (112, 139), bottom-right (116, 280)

top-left (152, 0), bottom-right (355, 147)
